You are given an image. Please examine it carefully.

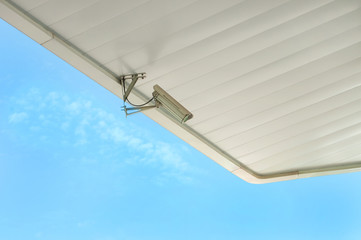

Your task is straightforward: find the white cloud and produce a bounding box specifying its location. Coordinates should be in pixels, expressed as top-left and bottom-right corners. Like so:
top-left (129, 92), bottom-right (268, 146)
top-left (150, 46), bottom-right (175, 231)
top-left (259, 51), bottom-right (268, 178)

top-left (8, 89), bottom-right (198, 184)
top-left (108, 127), bottom-right (127, 143)
top-left (151, 142), bottom-right (190, 172)
top-left (61, 121), bottom-right (70, 130)
top-left (66, 101), bottom-right (82, 115)
top-left (77, 220), bottom-right (91, 228)
top-left (8, 112), bottom-right (28, 123)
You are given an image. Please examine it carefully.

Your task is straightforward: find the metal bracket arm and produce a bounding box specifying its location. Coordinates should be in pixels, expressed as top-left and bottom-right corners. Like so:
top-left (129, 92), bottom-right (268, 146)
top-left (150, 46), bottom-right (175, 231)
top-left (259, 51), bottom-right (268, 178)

top-left (121, 105), bottom-right (156, 117)
top-left (120, 72), bottom-right (146, 100)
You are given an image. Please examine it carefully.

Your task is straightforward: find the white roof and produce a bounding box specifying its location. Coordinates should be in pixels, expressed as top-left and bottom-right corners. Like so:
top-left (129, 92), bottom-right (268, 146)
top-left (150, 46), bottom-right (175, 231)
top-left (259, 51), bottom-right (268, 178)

top-left (2, 0), bottom-right (361, 183)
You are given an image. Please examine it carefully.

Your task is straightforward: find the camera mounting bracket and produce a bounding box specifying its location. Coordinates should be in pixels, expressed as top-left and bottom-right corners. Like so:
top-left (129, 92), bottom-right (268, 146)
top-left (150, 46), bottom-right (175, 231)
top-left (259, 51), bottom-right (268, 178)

top-left (120, 72), bottom-right (146, 101)
top-left (120, 72), bottom-right (156, 117)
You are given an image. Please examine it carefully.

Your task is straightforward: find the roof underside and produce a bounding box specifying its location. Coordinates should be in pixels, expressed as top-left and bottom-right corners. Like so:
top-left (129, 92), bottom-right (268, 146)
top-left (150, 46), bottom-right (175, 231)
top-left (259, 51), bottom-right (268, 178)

top-left (2, 0), bottom-right (361, 183)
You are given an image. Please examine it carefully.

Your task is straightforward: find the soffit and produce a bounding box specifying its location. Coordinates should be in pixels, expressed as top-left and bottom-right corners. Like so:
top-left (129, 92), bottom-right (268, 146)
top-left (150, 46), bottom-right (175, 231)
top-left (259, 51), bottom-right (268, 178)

top-left (2, 0), bottom-right (361, 183)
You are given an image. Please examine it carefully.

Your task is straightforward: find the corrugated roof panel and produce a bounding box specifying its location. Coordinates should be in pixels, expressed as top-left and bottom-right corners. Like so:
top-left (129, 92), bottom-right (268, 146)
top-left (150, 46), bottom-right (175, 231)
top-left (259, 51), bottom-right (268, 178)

top-left (189, 51), bottom-right (361, 127)
top-left (13, 0), bottom-right (49, 11)
top-left (128, 0), bottom-right (345, 89)
top-left (28, 0), bottom-right (100, 25)
top-left (67, 0), bottom-right (199, 52)
top-left (48, 0), bottom-right (150, 38)
top-left (85, 0), bottom-right (246, 65)
top-left (174, 11), bottom-right (361, 107)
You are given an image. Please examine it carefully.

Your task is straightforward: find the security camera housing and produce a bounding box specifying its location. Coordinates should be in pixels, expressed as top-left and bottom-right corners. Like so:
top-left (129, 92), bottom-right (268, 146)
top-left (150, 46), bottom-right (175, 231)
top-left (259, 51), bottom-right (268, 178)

top-left (152, 84), bottom-right (193, 124)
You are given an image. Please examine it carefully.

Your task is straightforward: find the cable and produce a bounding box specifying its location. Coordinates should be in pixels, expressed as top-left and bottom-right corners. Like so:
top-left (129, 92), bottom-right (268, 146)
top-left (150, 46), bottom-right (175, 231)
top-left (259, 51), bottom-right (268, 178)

top-left (122, 81), bottom-right (154, 107)
top-left (126, 96), bottom-right (154, 107)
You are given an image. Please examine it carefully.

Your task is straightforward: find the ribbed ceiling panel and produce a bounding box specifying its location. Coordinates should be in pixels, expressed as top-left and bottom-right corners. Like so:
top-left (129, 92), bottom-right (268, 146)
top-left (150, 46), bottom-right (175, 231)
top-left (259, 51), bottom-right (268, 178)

top-left (5, 0), bottom-right (361, 181)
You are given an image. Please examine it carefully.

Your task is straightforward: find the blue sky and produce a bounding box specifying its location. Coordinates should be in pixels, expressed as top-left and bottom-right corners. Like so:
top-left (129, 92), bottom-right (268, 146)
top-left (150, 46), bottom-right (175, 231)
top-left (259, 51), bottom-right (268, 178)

top-left (1, 19), bottom-right (361, 240)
